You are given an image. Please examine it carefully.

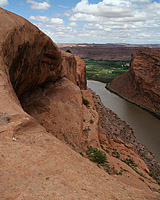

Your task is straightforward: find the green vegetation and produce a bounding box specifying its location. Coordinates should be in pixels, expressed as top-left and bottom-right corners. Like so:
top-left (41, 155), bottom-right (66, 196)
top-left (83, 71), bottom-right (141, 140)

top-left (149, 171), bottom-right (154, 177)
top-left (86, 146), bottom-right (107, 164)
top-left (105, 149), bottom-right (110, 154)
top-left (82, 97), bottom-right (89, 107)
top-left (122, 156), bottom-right (137, 168)
top-left (149, 187), bottom-right (160, 194)
top-left (116, 168), bottom-right (128, 176)
top-left (88, 145), bottom-right (148, 178)
top-left (84, 58), bottom-right (130, 83)
top-left (79, 152), bottom-right (84, 157)
top-left (117, 169), bottom-right (123, 175)
top-left (103, 162), bottom-right (112, 175)
top-left (112, 149), bottom-right (121, 159)
top-left (86, 146), bottom-right (112, 175)
top-left (121, 156), bottom-right (146, 178)
top-left (134, 168), bottom-right (146, 178)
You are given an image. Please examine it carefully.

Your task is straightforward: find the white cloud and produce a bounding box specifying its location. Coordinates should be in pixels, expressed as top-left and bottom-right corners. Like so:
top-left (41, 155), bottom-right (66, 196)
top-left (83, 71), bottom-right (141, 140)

top-left (58, 5), bottom-right (69, 9)
top-left (69, 13), bottom-right (102, 23)
top-left (29, 15), bottom-right (64, 25)
top-left (28, 0), bottom-right (160, 44)
top-left (64, 12), bottom-right (71, 17)
top-left (0, 0), bottom-right (8, 6)
top-left (68, 22), bottom-right (78, 27)
top-left (73, 0), bottom-right (132, 18)
top-left (131, 0), bottom-right (151, 2)
top-left (70, 0), bottom-right (160, 23)
top-left (29, 15), bottom-right (49, 22)
top-left (26, 0), bottom-right (50, 10)
top-left (35, 18), bottom-right (160, 44)
top-left (50, 17), bottom-right (64, 25)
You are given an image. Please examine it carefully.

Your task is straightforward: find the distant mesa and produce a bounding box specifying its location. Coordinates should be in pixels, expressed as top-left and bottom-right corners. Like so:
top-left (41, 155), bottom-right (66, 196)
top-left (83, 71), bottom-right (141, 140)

top-left (58, 43), bottom-right (160, 60)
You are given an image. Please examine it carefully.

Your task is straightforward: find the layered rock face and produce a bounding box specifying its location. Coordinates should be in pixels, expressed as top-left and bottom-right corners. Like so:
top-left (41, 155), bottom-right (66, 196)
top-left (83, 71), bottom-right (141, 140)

top-left (1, 12), bottom-right (86, 96)
top-left (0, 8), bottom-right (160, 199)
top-left (110, 48), bottom-right (160, 115)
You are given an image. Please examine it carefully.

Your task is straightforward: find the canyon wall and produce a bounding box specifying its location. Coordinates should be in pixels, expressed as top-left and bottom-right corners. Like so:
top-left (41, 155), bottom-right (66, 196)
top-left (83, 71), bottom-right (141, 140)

top-left (110, 48), bottom-right (160, 115)
top-left (0, 8), bottom-right (160, 199)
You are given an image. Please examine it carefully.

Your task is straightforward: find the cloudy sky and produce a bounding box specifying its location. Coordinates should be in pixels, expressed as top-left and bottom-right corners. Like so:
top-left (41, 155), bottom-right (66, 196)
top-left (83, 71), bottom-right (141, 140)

top-left (1, 0), bottom-right (160, 44)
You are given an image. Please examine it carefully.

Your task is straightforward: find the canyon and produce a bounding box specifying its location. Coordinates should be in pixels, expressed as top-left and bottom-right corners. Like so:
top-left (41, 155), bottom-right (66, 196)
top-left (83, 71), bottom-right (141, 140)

top-left (109, 48), bottom-right (160, 116)
top-left (0, 8), bottom-right (160, 199)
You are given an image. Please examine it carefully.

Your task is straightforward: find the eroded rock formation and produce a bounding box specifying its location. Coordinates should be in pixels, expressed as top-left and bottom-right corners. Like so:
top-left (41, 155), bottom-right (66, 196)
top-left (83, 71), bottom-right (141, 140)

top-left (0, 8), bottom-right (160, 199)
top-left (109, 48), bottom-right (160, 115)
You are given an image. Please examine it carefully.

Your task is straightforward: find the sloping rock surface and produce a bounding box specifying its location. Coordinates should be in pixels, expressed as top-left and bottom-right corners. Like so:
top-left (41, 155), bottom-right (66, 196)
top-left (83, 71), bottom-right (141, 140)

top-left (110, 48), bottom-right (160, 115)
top-left (0, 8), bottom-right (160, 199)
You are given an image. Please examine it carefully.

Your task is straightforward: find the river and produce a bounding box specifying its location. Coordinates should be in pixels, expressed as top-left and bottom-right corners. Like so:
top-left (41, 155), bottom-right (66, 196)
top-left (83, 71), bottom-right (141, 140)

top-left (87, 80), bottom-right (160, 162)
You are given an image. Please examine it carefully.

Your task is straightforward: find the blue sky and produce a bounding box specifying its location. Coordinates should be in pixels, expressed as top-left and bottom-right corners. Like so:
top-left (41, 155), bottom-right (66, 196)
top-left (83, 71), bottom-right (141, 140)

top-left (1, 0), bottom-right (160, 44)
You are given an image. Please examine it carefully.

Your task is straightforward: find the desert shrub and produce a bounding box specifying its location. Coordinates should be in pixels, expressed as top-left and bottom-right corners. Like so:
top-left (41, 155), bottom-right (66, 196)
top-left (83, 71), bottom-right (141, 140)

top-left (104, 162), bottom-right (112, 175)
top-left (134, 168), bottom-right (146, 178)
top-left (79, 152), bottom-right (84, 157)
top-left (122, 156), bottom-right (147, 178)
top-left (149, 171), bottom-right (154, 177)
top-left (112, 149), bottom-right (120, 159)
top-left (82, 97), bottom-right (89, 107)
top-left (118, 169), bottom-right (123, 175)
top-left (122, 157), bottom-right (137, 167)
top-left (86, 146), bottom-right (107, 164)
top-left (105, 149), bottom-right (110, 154)
top-left (86, 146), bottom-right (112, 174)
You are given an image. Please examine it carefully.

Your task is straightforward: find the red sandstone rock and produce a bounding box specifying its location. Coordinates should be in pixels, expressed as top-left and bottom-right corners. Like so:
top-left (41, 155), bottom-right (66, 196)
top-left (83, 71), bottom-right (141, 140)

top-left (1, 8), bottom-right (86, 97)
top-left (0, 8), bottom-right (160, 200)
top-left (110, 48), bottom-right (160, 115)
top-left (21, 77), bottom-right (100, 151)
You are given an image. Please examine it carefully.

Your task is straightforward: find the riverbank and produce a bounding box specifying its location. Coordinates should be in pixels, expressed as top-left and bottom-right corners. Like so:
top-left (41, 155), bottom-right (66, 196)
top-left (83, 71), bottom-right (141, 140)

top-left (107, 83), bottom-right (160, 120)
top-left (90, 89), bottom-right (160, 184)
top-left (88, 82), bottom-right (160, 184)
top-left (85, 59), bottom-right (129, 84)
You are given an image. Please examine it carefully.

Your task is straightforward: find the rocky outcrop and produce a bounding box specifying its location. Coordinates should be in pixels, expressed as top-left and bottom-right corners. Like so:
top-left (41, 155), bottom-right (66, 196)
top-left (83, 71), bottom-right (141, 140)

top-left (20, 77), bottom-right (99, 151)
top-left (0, 8), bottom-right (160, 199)
top-left (1, 9), bottom-right (86, 97)
top-left (109, 48), bottom-right (160, 115)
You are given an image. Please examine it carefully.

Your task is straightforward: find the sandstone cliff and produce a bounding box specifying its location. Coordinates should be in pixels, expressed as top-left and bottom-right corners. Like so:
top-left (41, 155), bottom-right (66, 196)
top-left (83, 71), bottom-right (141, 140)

top-left (0, 8), bottom-right (160, 199)
top-left (109, 48), bottom-right (160, 115)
